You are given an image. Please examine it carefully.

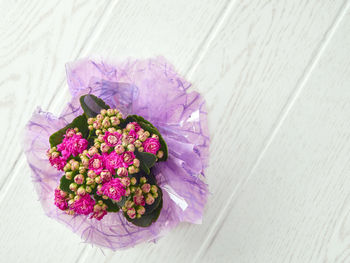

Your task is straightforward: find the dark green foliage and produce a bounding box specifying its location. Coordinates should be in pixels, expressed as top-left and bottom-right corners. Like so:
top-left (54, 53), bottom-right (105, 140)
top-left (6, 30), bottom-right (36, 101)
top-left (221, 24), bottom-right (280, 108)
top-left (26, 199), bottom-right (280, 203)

top-left (79, 94), bottom-right (110, 117)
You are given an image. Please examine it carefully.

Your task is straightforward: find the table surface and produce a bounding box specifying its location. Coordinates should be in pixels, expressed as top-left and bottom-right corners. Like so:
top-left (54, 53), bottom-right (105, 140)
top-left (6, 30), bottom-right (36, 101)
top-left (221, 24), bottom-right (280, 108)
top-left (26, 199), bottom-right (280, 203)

top-left (1, 1), bottom-right (350, 262)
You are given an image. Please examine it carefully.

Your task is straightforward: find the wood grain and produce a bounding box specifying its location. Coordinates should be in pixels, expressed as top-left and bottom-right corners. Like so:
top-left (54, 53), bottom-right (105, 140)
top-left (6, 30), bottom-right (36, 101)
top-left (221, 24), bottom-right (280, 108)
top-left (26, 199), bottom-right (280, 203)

top-left (1, 0), bottom-right (350, 262)
top-left (99, 1), bottom-right (348, 262)
top-left (199, 8), bottom-right (350, 262)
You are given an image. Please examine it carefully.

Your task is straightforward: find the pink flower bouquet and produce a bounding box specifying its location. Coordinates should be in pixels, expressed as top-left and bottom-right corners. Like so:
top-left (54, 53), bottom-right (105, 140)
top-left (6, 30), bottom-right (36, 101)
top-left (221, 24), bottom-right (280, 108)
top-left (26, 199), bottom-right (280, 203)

top-left (24, 57), bottom-right (209, 250)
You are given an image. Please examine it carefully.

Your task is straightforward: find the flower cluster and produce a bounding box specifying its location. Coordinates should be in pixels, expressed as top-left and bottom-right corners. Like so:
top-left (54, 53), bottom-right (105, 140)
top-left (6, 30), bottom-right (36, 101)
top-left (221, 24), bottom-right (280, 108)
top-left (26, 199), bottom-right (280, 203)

top-left (48, 105), bottom-right (164, 223)
top-left (47, 128), bottom-right (88, 170)
top-left (121, 176), bottom-right (159, 219)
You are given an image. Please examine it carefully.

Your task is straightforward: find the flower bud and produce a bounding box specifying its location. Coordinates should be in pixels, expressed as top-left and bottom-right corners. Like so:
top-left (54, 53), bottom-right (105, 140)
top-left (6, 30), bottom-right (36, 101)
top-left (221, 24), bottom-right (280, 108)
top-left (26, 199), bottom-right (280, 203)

top-left (94, 204), bottom-right (102, 212)
top-left (126, 123), bottom-right (135, 131)
top-left (140, 177), bottom-right (147, 184)
top-left (114, 144), bottom-right (125, 154)
top-left (96, 114), bottom-right (103, 121)
top-left (153, 192), bottom-right (158, 198)
top-left (97, 134), bottom-right (104, 142)
top-left (94, 141), bottom-right (101, 148)
top-left (128, 166), bottom-right (137, 174)
top-left (102, 195), bottom-right (108, 200)
top-left (117, 167), bottom-right (128, 177)
top-left (88, 125), bottom-right (93, 131)
top-left (133, 159), bottom-right (140, 167)
top-left (102, 117), bottom-right (111, 128)
top-left (78, 166), bottom-right (86, 174)
top-left (88, 118), bottom-right (95, 125)
top-left (141, 183), bottom-right (151, 193)
top-left (63, 163), bottom-right (71, 172)
top-left (127, 144), bottom-right (135, 152)
top-left (120, 177), bottom-right (131, 187)
top-left (151, 185), bottom-right (158, 194)
top-left (138, 147), bottom-right (144, 152)
top-left (69, 183), bottom-right (78, 192)
top-left (137, 206), bottom-right (146, 215)
top-left (65, 171), bottom-right (73, 180)
top-left (96, 185), bottom-right (103, 195)
top-left (74, 174), bottom-right (84, 184)
top-left (117, 112), bottom-right (123, 119)
top-left (144, 131), bottom-right (150, 137)
top-left (107, 109), bottom-right (114, 116)
top-left (134, 140), bottom-right (142, 148)
top-left (87, 169), bottom-right (97, 179)
top-left (85, 186), bottom-right (92, 193)
top-left (157, 151), bottom-right (164, 159)
top-left (127, 208), bottom-right (136, 219)
top-left (86, 177), bottom-right (94, 185)
top-left (100, 143), bottom-right (110, 153)
top-left (93, 121), bottom-right (101, 129)
top-left (151, 134), bottom-right (159, 140)
top-left (77, 186), bottom-right (86, 196)
top-left (107, 127), bottom-right (117, 132)
top-left (52, 152), bottom-right (59, 158)
top-left (95, 176), bottom-right (102, 184)
top-left (125, 187), bottom-right (131, 196)
top-left (130, 177), bottom-right (137, 185)
top-left (110, 116), bottom-right (120, 126)
top-left (96, 129), bottom-right (102, 135)
top-left (139, 134), bottom-right (147, 142)
top-left (100, 170), bottom-right (112, 182)
top-left (125, 200), bottom-right (134, 209)
top-left (100, 109), bottom-right (107, 116)
top-left (146, 194), bottom-right (155, 205)
top-left (69, 162), bottom-right (78, 172)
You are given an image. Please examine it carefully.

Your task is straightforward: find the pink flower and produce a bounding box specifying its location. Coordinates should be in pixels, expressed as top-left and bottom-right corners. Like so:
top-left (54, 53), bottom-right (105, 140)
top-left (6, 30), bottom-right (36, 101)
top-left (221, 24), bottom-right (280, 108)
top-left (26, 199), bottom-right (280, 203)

top-left (103, 131), bottom-right (121, 147)
top-left (56, 134), bottom-right (88, 159)
top-left (49, 156), bottom-right (66, 171)
top-left (54, 189), bottom-right (68, 210)
top-left (90, 209), bottom-right (107, 221)
top-left (104, 152), bottom-right (125, 173)
top-left (88, 154), bottom-right (104, 175)
top-left (71, 195), bottom-right (95, 215)
top-left (100, 169), bottom-right (112, 183)
top-left (127, 208), bottom-right (136, 219)
top-left (133, 195), bottom-right (145, 206)
top-left (126, 130), bottom-right (138, 143)
top-left (142, 138), bottom-right (161, 155)
top-left (123, 151), bottom-right (135, 166)
top-left (101, 178), bottom-right (126, 201)
top-left (130, 122), bottom-right (141, 132)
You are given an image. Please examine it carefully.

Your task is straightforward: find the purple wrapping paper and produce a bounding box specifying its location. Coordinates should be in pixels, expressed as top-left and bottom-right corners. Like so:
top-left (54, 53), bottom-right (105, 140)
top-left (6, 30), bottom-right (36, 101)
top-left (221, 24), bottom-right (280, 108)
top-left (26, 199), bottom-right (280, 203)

top-left (23, 57), bottom-right (210, 250)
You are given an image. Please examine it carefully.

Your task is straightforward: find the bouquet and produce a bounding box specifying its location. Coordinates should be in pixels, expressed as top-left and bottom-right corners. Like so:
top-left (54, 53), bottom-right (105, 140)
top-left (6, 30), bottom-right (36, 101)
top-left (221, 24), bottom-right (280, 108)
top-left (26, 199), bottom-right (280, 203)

top-left (49, 95), bottom-right (167, 225)
top-left (24, 57), bottom-right (209, 250)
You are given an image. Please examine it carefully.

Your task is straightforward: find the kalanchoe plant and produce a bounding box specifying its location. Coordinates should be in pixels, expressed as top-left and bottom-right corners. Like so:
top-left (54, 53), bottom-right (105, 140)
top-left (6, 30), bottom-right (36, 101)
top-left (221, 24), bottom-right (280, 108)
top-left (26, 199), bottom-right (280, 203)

top-left (47, 94), bottom-right (167, 227)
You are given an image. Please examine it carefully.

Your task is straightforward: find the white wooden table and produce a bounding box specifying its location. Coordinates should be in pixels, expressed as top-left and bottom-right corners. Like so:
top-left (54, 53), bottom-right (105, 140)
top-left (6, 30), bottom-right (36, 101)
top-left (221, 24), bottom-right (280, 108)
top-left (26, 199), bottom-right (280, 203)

top-left (1, 0), bottom-right (350, 262)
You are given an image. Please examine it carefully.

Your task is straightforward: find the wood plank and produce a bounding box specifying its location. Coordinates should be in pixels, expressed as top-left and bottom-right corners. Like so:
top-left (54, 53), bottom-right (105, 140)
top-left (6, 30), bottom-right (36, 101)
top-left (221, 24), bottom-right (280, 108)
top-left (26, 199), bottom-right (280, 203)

top-left (0, 0), bottom-right (230, 262)
top-left (0, 1), bottom-right (112, 262)
top-left (100, 0), bottom-right (348, 262)
top-left (199, 6), bottom-right (350, 263)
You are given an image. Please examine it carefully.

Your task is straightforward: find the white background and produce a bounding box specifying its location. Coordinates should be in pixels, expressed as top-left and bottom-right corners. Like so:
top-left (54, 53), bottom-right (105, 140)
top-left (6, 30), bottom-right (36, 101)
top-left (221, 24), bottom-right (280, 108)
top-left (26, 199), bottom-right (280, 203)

top-left (1, 0), bottom-right (350, 262)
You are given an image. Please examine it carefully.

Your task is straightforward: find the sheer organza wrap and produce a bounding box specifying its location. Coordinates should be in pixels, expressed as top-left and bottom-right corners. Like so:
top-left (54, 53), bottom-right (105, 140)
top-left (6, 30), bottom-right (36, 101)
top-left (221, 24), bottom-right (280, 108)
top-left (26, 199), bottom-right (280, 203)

top-left (23, 57), bottom-right (210, 250)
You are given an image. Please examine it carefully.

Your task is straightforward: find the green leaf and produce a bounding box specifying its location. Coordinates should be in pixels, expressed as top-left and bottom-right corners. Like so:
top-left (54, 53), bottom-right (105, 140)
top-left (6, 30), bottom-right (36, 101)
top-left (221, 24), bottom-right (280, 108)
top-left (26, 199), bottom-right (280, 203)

top-left (79, 94), bottom-right (110, 118)
top-left (59, 176), bottom-right (74, 194)
top-left (135, 151), bottom-right (157, 174)
top-left (49, 115), bottom-right (89, 147)
top-left (124, 195), bottom-right (163, 227)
